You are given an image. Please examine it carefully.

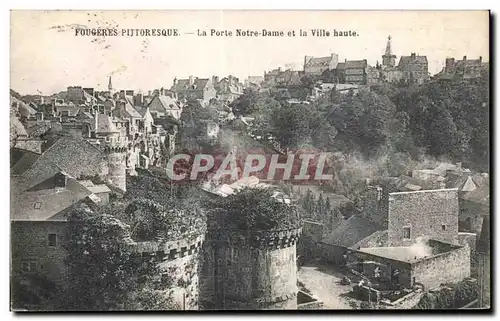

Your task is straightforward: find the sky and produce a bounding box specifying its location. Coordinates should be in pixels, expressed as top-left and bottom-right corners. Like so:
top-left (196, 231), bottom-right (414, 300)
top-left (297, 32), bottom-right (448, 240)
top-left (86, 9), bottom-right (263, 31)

top-left (10, 10), bottom-right (489, 95)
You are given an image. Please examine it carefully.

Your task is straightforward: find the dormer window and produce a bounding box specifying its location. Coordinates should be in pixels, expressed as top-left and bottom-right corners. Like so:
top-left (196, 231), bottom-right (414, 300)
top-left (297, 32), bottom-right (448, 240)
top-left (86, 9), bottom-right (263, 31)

top-left (33, 202), bottom-right (42, 209)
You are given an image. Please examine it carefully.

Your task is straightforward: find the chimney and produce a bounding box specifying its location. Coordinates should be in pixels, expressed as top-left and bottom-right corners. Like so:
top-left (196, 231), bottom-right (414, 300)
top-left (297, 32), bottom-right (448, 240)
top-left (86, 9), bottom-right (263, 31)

top-left (148, 90), bottom-right (152, 97)
top-left (411, 53), bottom-right (416, 58)
top-left (160, 87), bottom-right (165, 96)
top-left (189, 75), bottom-right (195, 86)
top-left (479, 56), bottom-right (482, 63)
top-left (463, 55), bottom-right (467, 61)
top-left (173, 77), bottom-right (177, 88)
top-left (134, 93), bottom-right (144, 106)
top-left (345, 58), bottom-right (347, 62)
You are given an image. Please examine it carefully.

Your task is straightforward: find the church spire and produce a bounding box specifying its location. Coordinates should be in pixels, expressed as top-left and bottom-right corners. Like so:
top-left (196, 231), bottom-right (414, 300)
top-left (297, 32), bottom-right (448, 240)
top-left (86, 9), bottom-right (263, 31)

top-left (382, 35), bottom-right (396, 68)
top-left (108, 76), bottom-right (113, 92)
top-left (385, 35), bottom-right (393, 56)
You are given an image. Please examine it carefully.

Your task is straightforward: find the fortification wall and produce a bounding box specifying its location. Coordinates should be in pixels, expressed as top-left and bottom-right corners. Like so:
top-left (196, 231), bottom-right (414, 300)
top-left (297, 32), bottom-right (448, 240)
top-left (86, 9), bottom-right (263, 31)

top-left (132, 234), bottom-right (205, 310)
top-left (203, 227), bottom-right (301, 310)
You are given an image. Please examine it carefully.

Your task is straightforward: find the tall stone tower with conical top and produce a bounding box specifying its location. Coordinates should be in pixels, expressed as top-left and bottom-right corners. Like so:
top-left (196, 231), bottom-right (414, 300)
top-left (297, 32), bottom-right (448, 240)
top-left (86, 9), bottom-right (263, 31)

top-left (382, 35), bottom-right (397, 68)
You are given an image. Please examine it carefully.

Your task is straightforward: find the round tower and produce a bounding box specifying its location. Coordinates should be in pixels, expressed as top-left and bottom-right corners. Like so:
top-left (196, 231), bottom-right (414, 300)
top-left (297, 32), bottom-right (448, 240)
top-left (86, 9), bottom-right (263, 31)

top-left (132, 234), bottom-right (205, 310)
top-left (104, 144), bottom-right (127, 191)
top-left (222, 228), bottom-right (301, 310)
top-left (201, 201), bottom-right (301, 310)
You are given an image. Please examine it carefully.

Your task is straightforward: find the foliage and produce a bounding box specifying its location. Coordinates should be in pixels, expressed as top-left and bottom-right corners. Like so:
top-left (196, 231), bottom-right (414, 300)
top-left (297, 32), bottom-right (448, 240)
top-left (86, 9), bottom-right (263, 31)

top-left (413, 280), bottom-right (479, 309)
top-left (231, 88), bottom-right (281, 116)
top-left (11, 274), bottom-right (60, 310)
top-left (206, 187), bottom-right (300, 235)
top-left (63, 204), bottom-right (178, 311)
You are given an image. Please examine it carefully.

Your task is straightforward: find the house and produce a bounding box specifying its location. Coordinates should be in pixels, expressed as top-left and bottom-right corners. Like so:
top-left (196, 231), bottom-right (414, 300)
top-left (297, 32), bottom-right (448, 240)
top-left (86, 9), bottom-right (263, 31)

top-left (214, 75), bottom-right (243, 103)
top-left (244, 76), bottom-right (264, 88)
top-left (147, 93), bottom-right (182, 120)
top-left (443, 56), bottom-right (484, 80)
top-left (344, 60), bottom-right (368, 85)
top-left (303, 54), bottom-right (339, 75)
top-left (11, 167), bottom-right (103, 289)
top-left (397, 53), bottom-right (430, 85)
top-left (113, 95), bottom-right (143, 137)
top-left (171, 76), bottom-right (217, 103)
top-left (367, 65), bottom-right (381, 85)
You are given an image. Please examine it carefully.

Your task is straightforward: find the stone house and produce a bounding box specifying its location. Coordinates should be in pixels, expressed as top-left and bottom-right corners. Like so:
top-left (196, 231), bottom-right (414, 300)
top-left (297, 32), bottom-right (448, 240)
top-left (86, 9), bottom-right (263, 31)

top-left (303, 54), bottom-right (339, 75)
top-left (147, 94), bottom-right (182, 120)
top-left (387, 189), bottom-right (459, 247)
top-left (10, 171), bottom-right (101, 289)
top-left (397, 53), bottom-right (430, 85)
top-left (344, 60), bottom-right (368, 85)
top-left (444, 56), bottom-right (484, 80)
top-left (171, 76), bottom-right (217, 103)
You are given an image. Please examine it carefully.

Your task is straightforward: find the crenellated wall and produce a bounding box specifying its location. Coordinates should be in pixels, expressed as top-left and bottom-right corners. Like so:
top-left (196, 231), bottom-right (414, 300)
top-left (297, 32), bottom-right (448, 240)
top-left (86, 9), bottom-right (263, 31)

top-left (201, 227), bottom-right (301, 310)
top-left (131, 234), bottom-right (205, 310)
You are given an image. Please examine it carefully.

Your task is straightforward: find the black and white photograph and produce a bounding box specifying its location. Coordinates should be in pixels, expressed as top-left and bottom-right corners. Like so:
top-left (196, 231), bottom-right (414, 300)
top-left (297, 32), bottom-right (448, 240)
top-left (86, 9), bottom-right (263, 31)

top-left (8, 10), bottom-right (491, 312)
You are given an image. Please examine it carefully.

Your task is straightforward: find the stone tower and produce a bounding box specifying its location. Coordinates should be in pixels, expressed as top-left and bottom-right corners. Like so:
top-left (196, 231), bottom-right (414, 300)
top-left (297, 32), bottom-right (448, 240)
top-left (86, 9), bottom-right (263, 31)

top-left (96, 113), bottom-right (127, 191)
top-left (382, 35), bottom-right (397, 68)
top-left (201, 204), bottom-right (301, 310)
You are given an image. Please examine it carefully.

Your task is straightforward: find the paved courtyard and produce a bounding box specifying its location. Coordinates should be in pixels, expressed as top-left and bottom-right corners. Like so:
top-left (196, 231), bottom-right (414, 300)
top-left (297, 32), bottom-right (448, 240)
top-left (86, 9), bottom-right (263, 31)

top-left (298, 264), bottom-right (359, 309)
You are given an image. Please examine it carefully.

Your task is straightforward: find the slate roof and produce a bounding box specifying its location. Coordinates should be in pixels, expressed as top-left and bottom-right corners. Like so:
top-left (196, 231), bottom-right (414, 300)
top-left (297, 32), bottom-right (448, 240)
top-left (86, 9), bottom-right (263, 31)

top-left (322, 215), bottom-right (384, 247)
top-left (11, 116), bottom-right (28, 137)
top-left (12, 136), bottom-right (107, 193)
top-left (461, 185), bottom-right (490, 206)
top-left (150, 95), bottom-right (181, 110)
top-left (94, 113), bottom-right (119, 133)
top-left (11, 173), bottom-right (92, 221)
top-left (172, 78), bottom-right (210, 91)
top-left (398, 55), bottom-right (428, 66)
top-left (11, 148), bottom-right (41, 176)
top-left (305, 56), bottom-right (334, 67)
top-left (336, 62), bottom-right (346, 70)
top-left (345, 60), bottom-right (368, 69)
top-left (125, 96), bottom-right (142, 118)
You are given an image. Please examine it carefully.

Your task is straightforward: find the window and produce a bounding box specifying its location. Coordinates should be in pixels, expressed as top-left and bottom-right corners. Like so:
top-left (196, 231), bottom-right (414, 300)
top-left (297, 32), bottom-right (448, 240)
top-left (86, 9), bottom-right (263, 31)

top-left (48, 234), bottom-right (57, 247)
top-left (403, 226), bottom-right (411, 239)
top-left (33, 202), bottom-right (42, 209)
top-left (442, 224), bottom-right (446, 231)
top-left (21, 262), bottom-right (37, 273)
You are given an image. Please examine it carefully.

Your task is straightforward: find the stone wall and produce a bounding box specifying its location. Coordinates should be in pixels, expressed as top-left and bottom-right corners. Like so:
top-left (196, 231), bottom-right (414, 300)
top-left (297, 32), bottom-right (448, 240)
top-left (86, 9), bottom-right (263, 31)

top-left (346, 249), bottom-right (413, 287)
top-left (202, 228), bottom-right (301, 310)
top-left (298, 221), bottom-right (324, 261)
top-left (318, 242), bottom-right (349, 266)
top-left (11, 221), bottom-right (68, 288)
top-left (388, 189), bottom-right (459, 247)
top-left (411, 244), bottom-right (470, 290)
top-left (133, 234), bottom-right (205, 310)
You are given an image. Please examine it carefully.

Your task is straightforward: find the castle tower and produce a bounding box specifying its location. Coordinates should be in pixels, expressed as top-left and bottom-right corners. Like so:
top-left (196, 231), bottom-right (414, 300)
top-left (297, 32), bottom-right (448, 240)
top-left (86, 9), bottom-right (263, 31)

top-left (97, 113), bottom-right (127, 191)
top-left (382, 35), bottom-right (397, 68)
top-left (201, 202), bottom-right (301, 310)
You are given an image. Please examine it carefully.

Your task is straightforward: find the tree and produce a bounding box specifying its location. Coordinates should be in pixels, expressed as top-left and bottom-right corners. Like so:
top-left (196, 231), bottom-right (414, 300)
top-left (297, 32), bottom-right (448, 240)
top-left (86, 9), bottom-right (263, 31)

top-left (63, 204), bottom-right (178, 311)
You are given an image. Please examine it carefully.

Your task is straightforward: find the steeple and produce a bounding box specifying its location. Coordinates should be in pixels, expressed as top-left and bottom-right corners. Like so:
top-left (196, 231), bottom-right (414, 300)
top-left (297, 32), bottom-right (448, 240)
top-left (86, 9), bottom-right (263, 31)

top-left (382, 35), bottom-right (397, 68)
top-left (385, 35), bottom-right (393, 56)
top-left (108, 76), bottom-right (113, 92)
